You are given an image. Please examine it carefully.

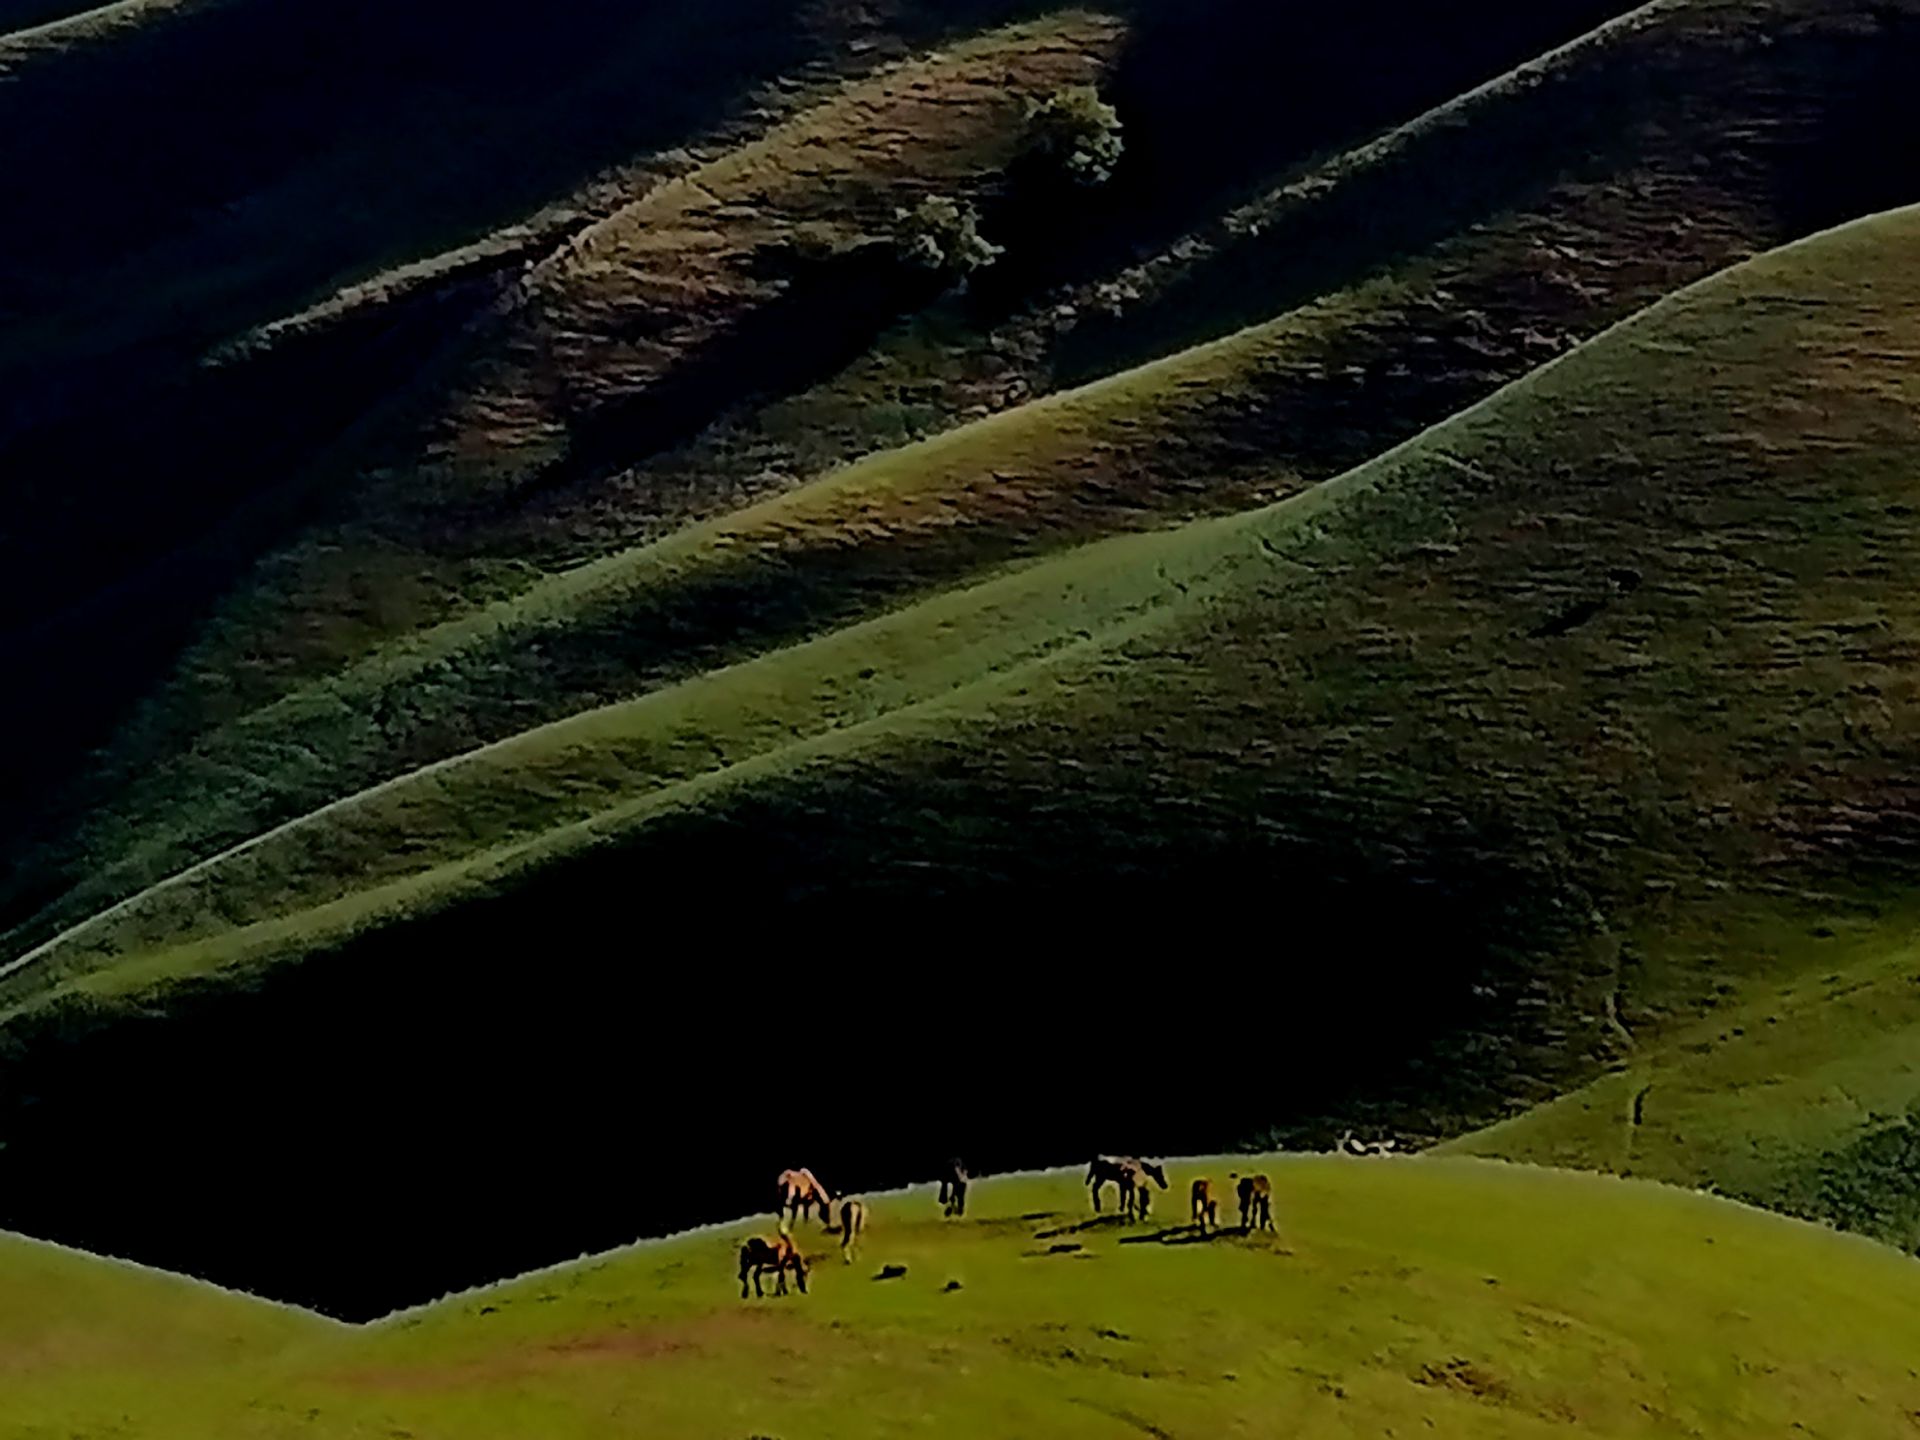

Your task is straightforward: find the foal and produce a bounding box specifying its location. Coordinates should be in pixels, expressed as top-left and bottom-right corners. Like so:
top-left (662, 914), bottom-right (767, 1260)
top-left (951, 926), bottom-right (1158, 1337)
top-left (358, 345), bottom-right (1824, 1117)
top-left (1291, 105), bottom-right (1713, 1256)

top-left (839, 1199), bottom-right (868, 1263)
top-left (1190, 1177), bottom-right (1219, 1232)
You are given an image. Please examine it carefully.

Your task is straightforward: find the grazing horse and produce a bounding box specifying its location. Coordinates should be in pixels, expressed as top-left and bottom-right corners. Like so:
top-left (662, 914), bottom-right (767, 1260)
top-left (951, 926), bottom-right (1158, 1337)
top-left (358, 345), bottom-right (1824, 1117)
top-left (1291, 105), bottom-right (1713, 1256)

top-left (938, 1159), bottom-right (969, 1217)
top-left (1235, 1173), bottom-right (1274, 1233)
top-left (839, 1199), bottom-right (868, 1264)
top-left (777, 1168), bottom-right (832, 1229)
top-left (1088, 1156), bottom-right (1167, 1214)
top-left (739, 1232), bottom-right (808, 1297)
top-left (1125, 1166), bottom-right (1158, 1221)
top-left (1190, 1177), bottom-right (1219, 1231)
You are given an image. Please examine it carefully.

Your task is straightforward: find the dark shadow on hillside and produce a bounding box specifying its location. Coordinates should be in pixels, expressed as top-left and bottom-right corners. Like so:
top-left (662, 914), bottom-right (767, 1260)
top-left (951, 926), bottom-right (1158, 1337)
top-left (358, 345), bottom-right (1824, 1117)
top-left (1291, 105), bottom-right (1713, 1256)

top-left (1032, 1216), bottom-right (1132, 1240)
top-left (970, 0), bottom-right (1639, 320)
top-left (1775, 4), bottom-right (1920, 235)
top-left (526, 245), bottom-right (943, 508)
top-left (1118, 1224), bottom-right (1239, 1245)
top-left (0, 777), bottom-right (1598, 1319)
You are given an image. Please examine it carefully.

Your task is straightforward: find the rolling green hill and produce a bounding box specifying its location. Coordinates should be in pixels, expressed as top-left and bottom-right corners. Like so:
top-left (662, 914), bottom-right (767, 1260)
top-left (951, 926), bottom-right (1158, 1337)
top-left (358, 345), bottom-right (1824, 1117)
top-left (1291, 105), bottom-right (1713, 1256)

top-left (8, 1159), bottom-right (1920, 1438)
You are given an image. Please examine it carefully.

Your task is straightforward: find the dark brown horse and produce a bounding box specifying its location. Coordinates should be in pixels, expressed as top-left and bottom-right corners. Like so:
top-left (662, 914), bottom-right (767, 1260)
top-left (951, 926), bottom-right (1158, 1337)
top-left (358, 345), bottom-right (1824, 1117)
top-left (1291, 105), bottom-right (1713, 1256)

top-left (938, 1159), bottom-right (969, 1217)
top-left (739, 1232), bottom-right (808, 1297)
top-left (1235, 1173), bottom-right (1274, 1233)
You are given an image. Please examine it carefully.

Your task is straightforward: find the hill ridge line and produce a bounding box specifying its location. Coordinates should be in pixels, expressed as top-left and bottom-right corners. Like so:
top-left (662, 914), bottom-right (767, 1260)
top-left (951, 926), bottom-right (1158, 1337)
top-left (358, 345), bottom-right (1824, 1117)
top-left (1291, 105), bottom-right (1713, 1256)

top-left (8, 1155), bottom-right (1909, 1330)
top-left (0, 0), bottom-right (204, 64)
top-left (0, 517), bottom-right (1243, 988)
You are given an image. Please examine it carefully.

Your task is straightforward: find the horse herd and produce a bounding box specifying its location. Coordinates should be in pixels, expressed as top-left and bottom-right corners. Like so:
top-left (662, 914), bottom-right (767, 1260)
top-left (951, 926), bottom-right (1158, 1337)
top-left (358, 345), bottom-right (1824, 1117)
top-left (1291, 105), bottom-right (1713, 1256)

top-left (738, 1156), bottom-right (1277, 1298)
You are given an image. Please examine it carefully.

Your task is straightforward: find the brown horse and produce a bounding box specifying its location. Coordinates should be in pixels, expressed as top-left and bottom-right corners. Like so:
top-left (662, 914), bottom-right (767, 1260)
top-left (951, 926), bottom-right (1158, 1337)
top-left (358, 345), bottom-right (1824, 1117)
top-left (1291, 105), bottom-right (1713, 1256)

top-left (776, 1168), bottom-right (832, 1229)
top-left (839, 1199), bottom-right (868, 1264)
top-left (1190, 1177), bottom-right (1219, 1231)
top-left (1235, 1173), bottom-right (1274, 1233)
top-left (739, 1232), bottom-right (808, 1297)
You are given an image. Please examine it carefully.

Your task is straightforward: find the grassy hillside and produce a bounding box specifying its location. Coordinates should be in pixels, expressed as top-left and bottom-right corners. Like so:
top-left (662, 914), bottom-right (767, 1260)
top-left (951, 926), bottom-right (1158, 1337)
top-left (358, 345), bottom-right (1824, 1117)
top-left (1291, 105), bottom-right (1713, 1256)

top-left (16, 0), bottom-right (1917, 971)
top-left (0, 1228), bottom-right (334, 1429)
top-left (1446, 908), bottom-right (1920, 1253)
top-left (5, 201), bottom-right (1920, 1311)
top-left (0, 5), bottom-right (1128, 949)
top-left (0, 0), bottom-right (1643, 878)
top-left (9, 1159), bottom-right (1920, 1436)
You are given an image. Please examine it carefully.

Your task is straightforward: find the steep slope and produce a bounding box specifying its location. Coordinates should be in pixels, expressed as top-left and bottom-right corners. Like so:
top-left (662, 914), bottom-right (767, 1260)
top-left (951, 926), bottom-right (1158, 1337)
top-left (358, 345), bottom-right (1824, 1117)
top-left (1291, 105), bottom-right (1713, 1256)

top-left (8, 1159), bottom-right (1920, 1435)
top-left (0, 6), bottom-right (1128, 949)
top-left (18, 0), bottom-right (1918, 968)
top-left (5, 203), bottom-right (1919, 1310)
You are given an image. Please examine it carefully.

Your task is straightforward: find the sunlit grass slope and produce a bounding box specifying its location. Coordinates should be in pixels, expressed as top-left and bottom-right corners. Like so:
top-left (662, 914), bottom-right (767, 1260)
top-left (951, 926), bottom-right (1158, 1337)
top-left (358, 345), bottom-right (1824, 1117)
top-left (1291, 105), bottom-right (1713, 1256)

top-left (9, 1159), bottom-right (1920, 1438)
top-left (1447, 910), bottom-right (1920, 1253)
top-left (0, 1229), bottom-right (334, 1430)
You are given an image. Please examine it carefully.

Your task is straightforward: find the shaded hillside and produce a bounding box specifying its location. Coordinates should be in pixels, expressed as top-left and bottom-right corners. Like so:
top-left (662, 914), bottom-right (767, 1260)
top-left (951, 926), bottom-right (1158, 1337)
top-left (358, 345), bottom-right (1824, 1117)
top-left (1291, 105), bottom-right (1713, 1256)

top-left (0, 0), bottom-right (1050, 804)
top-left (0, 0), bottom-right (1036, 442)
top-left (6, 204), bottom-right (1920, 1310)
top-left (0, 0), bottom-right (1665, 933)
top-left (0, 7), bottom-right (1128, 942)
top-left (0, 0), bottom-right (1641, 825)
top-left (15, 0), bottom-right (1918, 970)
top-left (8, 1159), bottom-right (1920, 1434)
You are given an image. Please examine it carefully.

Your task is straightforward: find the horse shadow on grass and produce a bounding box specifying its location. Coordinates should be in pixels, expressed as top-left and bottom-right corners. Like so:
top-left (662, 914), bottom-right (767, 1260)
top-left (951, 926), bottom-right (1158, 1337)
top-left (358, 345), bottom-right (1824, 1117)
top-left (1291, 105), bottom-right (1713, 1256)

top-left (1032, 1215), bottom-right (1131, 1241)
top-left (1118, 1223), bottom-right (1242, 1247)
